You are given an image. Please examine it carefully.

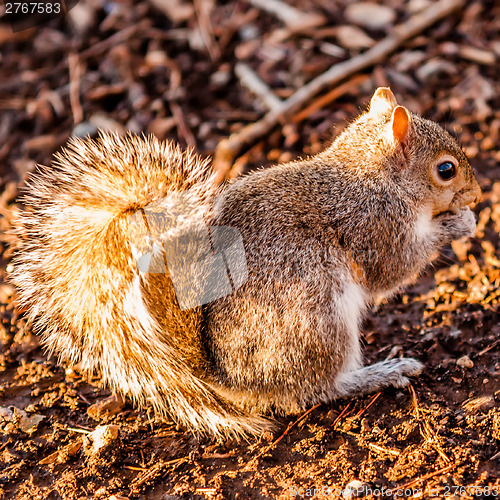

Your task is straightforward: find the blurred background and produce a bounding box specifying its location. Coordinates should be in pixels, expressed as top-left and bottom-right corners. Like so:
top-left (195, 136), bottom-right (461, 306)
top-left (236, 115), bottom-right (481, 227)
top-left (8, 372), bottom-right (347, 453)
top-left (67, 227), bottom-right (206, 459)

top-left (0, 0), bottom-right (498, 185)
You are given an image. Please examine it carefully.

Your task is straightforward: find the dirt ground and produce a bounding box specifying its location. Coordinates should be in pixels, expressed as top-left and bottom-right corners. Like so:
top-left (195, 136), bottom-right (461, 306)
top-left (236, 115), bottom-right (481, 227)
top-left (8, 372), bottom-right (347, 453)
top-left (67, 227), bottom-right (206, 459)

top-left (1, 0), bottom-right (500, 498)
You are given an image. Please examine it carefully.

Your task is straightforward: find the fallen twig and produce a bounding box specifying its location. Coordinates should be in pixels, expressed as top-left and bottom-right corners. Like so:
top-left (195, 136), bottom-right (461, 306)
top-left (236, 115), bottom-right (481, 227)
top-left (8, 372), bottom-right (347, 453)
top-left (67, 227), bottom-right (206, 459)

top-left (478, 338), bottom-right (500, 356)
top-left (170, 100), bottom-right (196, 147)
top-left (193, 0), bottom-right (220, 61)
top-left (367, 442), bottom-right (401, 457)
top-left (214, 140), bottom-right (265, 184)
top-left (213, 0), bottom-right (465, 178)
top-left (355, 391), bottom-right (381, 418)
top-left (399, 462), bottom-right (457, 490)
top-left (67, 426), bottom-right (92, 434)
top-left (292, 74), bottom-right (369, 124)
top-left (248, 0), bottom-right (325, 31)
top-left (409, 384), bottom-right (420, 418)
top-left (68, 52), bottom-right (83, 125)
top-left (79, 23), bottom-right (146, 61)
top-left (244, 403), bottom-right (321, 469)
top-left (235, 62), bottom-right (283, 113)
top-left (124, 465), bottom-right (148, 471)
top-left (331, 402), bottom-right (353, 428)
top-left (409, 384), bottom-right (451, 464)
top-left (130, 457), bottom-right (188, 491)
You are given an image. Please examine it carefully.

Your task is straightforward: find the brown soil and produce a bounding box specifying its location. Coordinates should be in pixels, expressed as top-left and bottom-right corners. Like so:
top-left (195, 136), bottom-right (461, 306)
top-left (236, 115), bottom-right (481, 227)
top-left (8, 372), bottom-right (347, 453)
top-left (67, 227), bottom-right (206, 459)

top-left (0, 0), bottom-right (499, 498)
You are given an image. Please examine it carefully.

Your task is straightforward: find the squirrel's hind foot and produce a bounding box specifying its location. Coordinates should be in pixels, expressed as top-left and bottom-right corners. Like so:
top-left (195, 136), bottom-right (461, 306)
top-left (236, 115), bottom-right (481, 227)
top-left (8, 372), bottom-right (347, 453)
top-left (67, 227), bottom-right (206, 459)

top-left (334, 358), bottom-right (424, 399)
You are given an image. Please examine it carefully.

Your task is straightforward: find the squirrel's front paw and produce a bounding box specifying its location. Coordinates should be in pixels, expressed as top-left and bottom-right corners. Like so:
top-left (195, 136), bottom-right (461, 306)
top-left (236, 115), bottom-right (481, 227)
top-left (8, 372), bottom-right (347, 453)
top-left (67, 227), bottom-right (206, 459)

top-left (437, 206), bottom-right (476, 241)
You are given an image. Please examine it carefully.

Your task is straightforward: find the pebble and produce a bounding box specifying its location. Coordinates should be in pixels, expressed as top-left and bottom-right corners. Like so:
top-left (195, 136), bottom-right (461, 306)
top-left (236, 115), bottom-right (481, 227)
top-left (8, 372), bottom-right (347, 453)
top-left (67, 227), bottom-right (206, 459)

top-left (0, 284), bottom-right (15, 305)
top-left (344, 3), bottom-right (396, 30)
top-left (459, 45), bottom-right (496, 66)
top-left (85, 425), bottom-right (120, 455)
top-left (67, 2), bottom-right (96, 35)
top-left (456, 355), bottom-right (474, 369)
top-left (0, 406), bottom-right (45, 434)
top-left (416, 58), bottom-right (457, 81)
top-left (336, 25), bottom-right (375, 50)
top-left (343, 480), bottom-right (371, 499)
top-left (39, 440), bottom-right (82, 465)
top-left (87, 394), bottom-right (125, 420)
top-left (89, 113), bottom-right (127, 135)
top-left (72, 122), bottom-right (99, 139)
top-left (239, 23), bottom-right (260, 41)
top-left (145, 49), bottom-right (169, 68)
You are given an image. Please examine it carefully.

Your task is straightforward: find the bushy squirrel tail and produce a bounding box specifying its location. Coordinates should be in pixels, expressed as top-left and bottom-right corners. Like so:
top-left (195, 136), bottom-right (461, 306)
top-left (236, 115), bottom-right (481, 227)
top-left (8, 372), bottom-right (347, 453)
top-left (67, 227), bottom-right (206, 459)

top-left (10, 132), bottom-right (273, 439)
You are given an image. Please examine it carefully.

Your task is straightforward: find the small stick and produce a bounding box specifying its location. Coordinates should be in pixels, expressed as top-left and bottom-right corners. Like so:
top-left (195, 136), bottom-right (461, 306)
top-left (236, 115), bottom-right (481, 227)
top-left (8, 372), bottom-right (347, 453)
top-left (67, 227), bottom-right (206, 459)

top-left (0, 439), bottom-right (12, 453)
top-left (213, 0), bottom-right (465, 178)
top-left (67, 426), bottom-right (91, 434)
top-left (0, 98), bottom-right (27, 110)
top-left (409, 384), bottom-right (450, 463)
top-left (408, 383), bottom-right (420, 418)
top-left (355, 391), bottom-right (381, 418)
top-left (78, 391), bottom-right (91, 405)
top-left (245, 403), bottom-right (321, 468)
top-left (79, 23), bottom-right (145, 61)
top-left (170, 101), bottom-right (196, 147)
top-left (130, 457), bottom-right (187, 490)
top-left (193, 0), bottom-right (220, 61)
top-left (421, 417), bottom-right (451, 463)
top-left (68, 52), bottom-right (83, 125)
top-left (124, 465), bottom-right (148, 472)
top-left (478, 338), bottom-right (500, 356)
top-left (0, 137), bottom-right (14, 164)
top-left (367, 443), bottom-right (400, 457)
top-left (399, 462), bottom-right (457, 490)
top-left (214, 140), bottom-right (265, 185)
top-left (235, 63), bottom-right (283, 113)
top-left (331, 402), bottom-right (352, 428)
top-left (248, 0), bottom-right (325, 31)
top-left (292, 74), bottom-right (370, 124)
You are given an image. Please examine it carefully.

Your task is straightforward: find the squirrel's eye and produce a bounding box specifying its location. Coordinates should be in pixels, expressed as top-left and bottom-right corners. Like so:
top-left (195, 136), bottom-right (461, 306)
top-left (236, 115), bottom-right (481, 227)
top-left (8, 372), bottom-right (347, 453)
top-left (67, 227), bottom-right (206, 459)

top-left (437, 161), bottom-right (456, 180)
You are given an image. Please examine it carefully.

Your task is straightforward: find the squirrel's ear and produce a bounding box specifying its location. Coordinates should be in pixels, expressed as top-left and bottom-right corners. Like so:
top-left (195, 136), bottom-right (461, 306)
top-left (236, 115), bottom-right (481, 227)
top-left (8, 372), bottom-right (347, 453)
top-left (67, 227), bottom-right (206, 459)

top-left (389, 105), bottom-right (412, 144)
top-left (369, 87), bottom-right (397, 116)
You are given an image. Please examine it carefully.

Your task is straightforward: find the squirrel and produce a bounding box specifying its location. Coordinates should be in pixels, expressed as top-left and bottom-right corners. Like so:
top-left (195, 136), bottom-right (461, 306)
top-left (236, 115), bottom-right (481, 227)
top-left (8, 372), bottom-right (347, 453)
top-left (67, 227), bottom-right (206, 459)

top-left (10, 88), bottom-right (481, 439)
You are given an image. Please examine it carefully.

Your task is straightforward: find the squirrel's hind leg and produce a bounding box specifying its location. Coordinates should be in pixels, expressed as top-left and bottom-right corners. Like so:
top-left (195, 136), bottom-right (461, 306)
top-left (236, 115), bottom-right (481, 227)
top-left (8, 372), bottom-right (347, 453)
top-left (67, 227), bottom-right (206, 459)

top-left (334, 358), bottom-right (424, 399)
